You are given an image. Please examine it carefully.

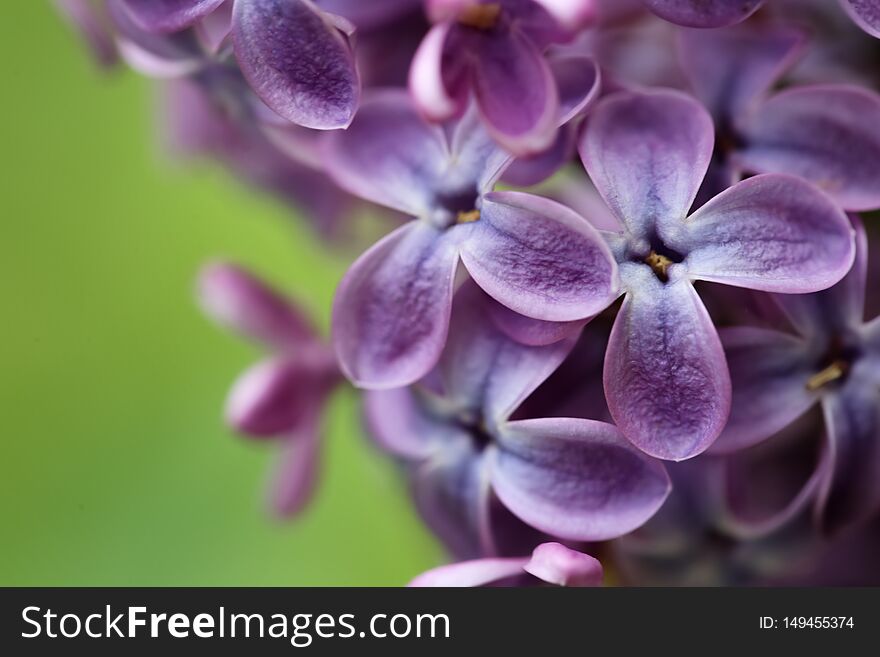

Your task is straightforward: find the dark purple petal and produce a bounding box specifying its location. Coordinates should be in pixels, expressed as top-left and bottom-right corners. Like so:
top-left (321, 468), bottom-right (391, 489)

top-left (470, 26), bottom-right (559, 154)
top-left (440, 283), bottom-right (578, 423)
top-left (736, 85), bottom-right (880, 211)
top-left (317, 0), bottom-right (423, 30)
top-left (488, 300), bottom-right (586, 347)
top-left (678, 24), bottom-right (804, 120)
top-left (839, 0), bottom-right (880, 38)
top-left (198, 262), bottom-right (317, 350)
top-left (579, 90), bottom-right (714, 239)
top-left (117, 0), bottom-right (226, 33)
top-left (491, 417), bottom-right (671, 540)
top-left (333, 222), bottom-right (461, 389)
top-left (409, 23), bottom-right (468, 122)
top-left (817, 368), bottom-right (880, 534)
top-left (713, 327), bottom-right (815, 454)
top-left (605, 270), bottom-right (730, 461)
top-left (324, 90), bottom-right (449, 216)
top-left (408, 556), bottom-right (527, 587)
top-left (232, 0), bottom-right (359, 129)
top-left (267, 413), bottom-right (322, 517)
top-left (523, 542), bottom-right (603, 587)
top-left (668, 174), bottom-right (855, 293)
top-left (460, 191), bottom-right (619, 322)
top-left (642, 0), bottom-right (764, 28)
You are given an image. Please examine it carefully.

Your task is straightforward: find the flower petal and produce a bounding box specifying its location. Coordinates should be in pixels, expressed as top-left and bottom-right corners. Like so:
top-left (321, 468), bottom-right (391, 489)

top-left (267, 413), bottom-right (322, 517)
top-left (817, 368), bottom-right (880, 535)
top-left (712, 327), bottom-right (816, 454)
top-left (605, 271), bottom-right (730, 460)
top-left (736, 85), bottom-right (880, 211)
top-left (523, 542), bottom-right (604, 587)
top-left (198, 262), bottom-right (317, 350)
top-left (232, 0), bottom-right (359, 129)
top-left (460, 191), bottom-right (619, 322)
top-left (409, 23), bottom-right (468, 123)
top-left (839, 0), bottom-right (880, 38)
top-left (488, 300), bottom-right (585, 347)
top-left (579, 89), bottom-right (714, 239)
top-left (530, 0), bottom-right (598, 32)
top-left (470, 26), bottom-right (559, 155)
top-left (440, 283), bottom-right (577, 424)
top-left (55, 0), bottom-right (119, 67)
top-left (324, 90), bottom-right (449, 216)
top-left (363, 387), bottom-right (458, 461)
top-left (491, 417), bottom-right (671, 540)
top-left (642, 0), bottom-right (764, 28)
top-left (408, 556), bottom-right (527, 587)
top-left (117, 0), bottom-right (226, 33)
top-left (333, 222), bottom-right (461, 389)
top-left (668, 174), bottom-right (855, 293)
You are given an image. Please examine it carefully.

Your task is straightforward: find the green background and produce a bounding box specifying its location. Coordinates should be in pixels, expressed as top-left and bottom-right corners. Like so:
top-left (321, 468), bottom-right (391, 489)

top-left (0, 3), bottom-right (440, 585)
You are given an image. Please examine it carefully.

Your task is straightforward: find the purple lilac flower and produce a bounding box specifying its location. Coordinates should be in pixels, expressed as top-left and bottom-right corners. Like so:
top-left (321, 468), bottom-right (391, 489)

top-left (839, 0), bottom-right (880, 37)
top-left (365, 284), bottom-right (671, 557)
top-left (576, 89), bottom-right (855, 461)
top-left (409, 542), bottom-right (603, 587)
top-left (678, 23), bottom-right (880, 211)
top-left (112, 0), bottom-right (360, 129)
top-left (326, 85), bottom-right (618, 389)
top-left (198, 262), bottom-right (342, 517)
top-left (410, 0), bottom-right (597, 154)
top-left (712, 218), bottom-right (880, 535)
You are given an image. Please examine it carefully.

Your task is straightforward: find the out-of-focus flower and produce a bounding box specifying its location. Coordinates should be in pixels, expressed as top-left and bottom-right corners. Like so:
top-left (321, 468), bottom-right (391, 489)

top-left (678, 23), bottom-right (880, 210)
top-left (713, 217), bottom-right (880, 535)
top-left (198, 262), bottom-right (342, 517)
top-left (577, 89), bottom-right (855, 461)
top-left (640, 0), bottom-right (764, 28)
top-left (54, 0), bottom-right (120, 67)
top-left (326, 88), bottom-right (617, 389)
top-left (366, 284), bottom-right (670, 557)
top-left (409, 542), bottom-right (603, 586)
top-left (410, 0), bottom-right (597, 154)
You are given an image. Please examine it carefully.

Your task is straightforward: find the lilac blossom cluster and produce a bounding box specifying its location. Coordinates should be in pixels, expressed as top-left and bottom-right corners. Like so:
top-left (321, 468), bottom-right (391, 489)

top-left (60, 0), bottom-right (880, 586)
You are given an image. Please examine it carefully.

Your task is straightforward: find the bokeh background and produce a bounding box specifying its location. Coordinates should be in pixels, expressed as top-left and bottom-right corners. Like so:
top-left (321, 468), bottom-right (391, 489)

top-left (0, 3), bottom-right (441, 585)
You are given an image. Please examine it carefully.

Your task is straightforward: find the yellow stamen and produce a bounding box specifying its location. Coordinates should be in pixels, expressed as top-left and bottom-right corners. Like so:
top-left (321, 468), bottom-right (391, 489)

top-left (806, 360), bottom-right (848, 391)
top-left (645, 251), bottom-right (673, 281)
top-left (458, 3), bottom-right (502, 29)
top-left (457, 209), bottom-right (481, 224)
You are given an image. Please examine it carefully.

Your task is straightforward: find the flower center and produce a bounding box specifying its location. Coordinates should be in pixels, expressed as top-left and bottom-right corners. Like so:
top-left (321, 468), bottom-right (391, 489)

top-left (806, 360), bottom-right (848, 392)
top-left (456, 411), bottom-right (493, 451)
top-left (457, 209), bottom-right (481, 223)
top-left (644, 251), bottom-right (673, 282)
top-left (806, 335), bottom-right (861, 392)
top-left (432, 185), bottom-right (481, 228)
top-left (458, 3), bottom-right (502, 29)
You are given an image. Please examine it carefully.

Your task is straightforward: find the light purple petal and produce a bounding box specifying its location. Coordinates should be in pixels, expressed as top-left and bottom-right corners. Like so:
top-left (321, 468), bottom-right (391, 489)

top-left (491, 417), bottom-right (671, 540)
top-left (447, 104), bottom-right (513, 194)
top-left (642, 0), bottom-right (765, 28)
top-left (232, 0), bottom-right (359, 129)
top-left (363, 387), bottom-right (457, 460)
top-left (712, 327), bottom-right (816, 454)
top-left (117, 0), bottom-right (227, 33)
top-left (198, 262), bottom-right (317, 350)
top-left (839, 0), bottom-right (880, 38)
top-left (488, 300), bottom-right (586, 347)
top-left (460, 191), bottom-right (619, 322)
top-left (531, 0), bottom-right (598, 32)
top-left (579, 90), bottom-right (714, 239)
top-left (667, 175), bottom-right (855, 293)
top-left (736, 85), bottom-right (880, 211)
top-left (267, 413), bottom-right (322, 517)
top-left (333, 222), bottom-right (461, 389)
top-left (408, 556), bottom-right (527, 587)
top-left (817, 369), bottom-right (880, 534)
top-left (440, 283), bottom-right (577, 424)
top-left (194, 0), bottom-right (232, 52)
top-left (605, 270), bottom-right (730, 461)
top-left (678, 24), bottom-right (804, 120)
top-left (324, 90), bottom-right (449, 216)
top-left (523, 542), bottom-right (603, 587)
top-left (409, 23), bottom-right (467, 122)
top-left (470, 26), bottom-right (559, 155)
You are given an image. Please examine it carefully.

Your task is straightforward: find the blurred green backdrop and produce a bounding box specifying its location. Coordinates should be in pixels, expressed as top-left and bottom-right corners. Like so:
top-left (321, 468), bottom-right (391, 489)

top-left (0, 3), bottom-right (440, 585)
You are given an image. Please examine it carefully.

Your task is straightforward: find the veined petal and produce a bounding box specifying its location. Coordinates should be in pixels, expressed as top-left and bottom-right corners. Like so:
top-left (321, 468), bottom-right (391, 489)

top-left (669, 174), bottom-right (855, 293)
top-left (232, 0), bottom-right (359, 129)
top-left (712, 327), bottom-right (816, 454)
top-left (333, 222), bottom-right (461, 389)
top-left (470, 27), bottom-right (559, 155)
top-left (642, 0), bottom-right (764, 28)
top-left (408, 556), bottom-right (527, 587)
top-left (605, 270), bottom-right (730, 461)
top-left (491, 417), bottom-right (671, 541)
top-left (736, 85), bottom-right (880, 211)
top-left (440, 283), bottom-right (577, 425)
top-left (117, 0), bottom-right (227, 33)
top-left (839, 0), bottom-right (880, 38)
top-left (324, 90), bottom-right (449, 216)
top-left (460, 191), bottom-right (619, 322)
top-left (523, 542), bottom-right (603, 587)
top-left (198, 262), bottom-right (316, 350)
top-left (579, 90), bottom-right (714, 239)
